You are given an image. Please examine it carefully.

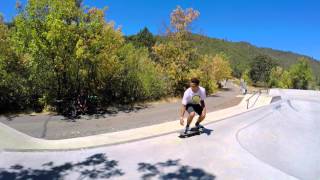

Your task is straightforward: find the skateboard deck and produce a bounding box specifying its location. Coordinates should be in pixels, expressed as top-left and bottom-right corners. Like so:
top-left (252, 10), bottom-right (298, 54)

top-left (179, 127), bottom-right (203, 138)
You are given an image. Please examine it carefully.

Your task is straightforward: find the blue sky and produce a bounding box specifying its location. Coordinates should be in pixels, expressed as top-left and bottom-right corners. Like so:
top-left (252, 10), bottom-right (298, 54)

top-left (1, 0), bottom-right (319, 60)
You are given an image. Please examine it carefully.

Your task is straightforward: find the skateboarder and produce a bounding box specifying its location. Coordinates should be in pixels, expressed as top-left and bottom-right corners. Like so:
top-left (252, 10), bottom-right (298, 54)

top-left (179, 77), bottom-right (207, 134)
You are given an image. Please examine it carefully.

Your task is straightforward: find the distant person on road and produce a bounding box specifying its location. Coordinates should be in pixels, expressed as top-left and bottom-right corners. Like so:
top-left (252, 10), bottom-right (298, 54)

top-left (240, 79), bottom-right (247, 95)
top-left (180, 77), bottom-right (207, 134)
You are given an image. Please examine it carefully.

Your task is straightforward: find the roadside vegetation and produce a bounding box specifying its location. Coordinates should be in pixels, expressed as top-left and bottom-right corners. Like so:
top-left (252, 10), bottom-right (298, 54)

top-left (0, 0), bottom-right (318, 115)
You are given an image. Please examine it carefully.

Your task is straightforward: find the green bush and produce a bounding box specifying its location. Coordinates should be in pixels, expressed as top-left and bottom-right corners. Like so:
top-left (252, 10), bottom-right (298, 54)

top-left (109, 44), bottom-right (166, 104)
top-left (0, 20), bottom-right (32, 112)
top-left (249, 55), bottom-right (276, 85)
top-left (289, 58), bottom-right (314, 89)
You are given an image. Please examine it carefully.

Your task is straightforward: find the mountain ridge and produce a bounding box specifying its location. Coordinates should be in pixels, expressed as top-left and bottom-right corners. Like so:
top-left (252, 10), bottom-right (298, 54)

top-left (186, 34), bottom-right (320, 78)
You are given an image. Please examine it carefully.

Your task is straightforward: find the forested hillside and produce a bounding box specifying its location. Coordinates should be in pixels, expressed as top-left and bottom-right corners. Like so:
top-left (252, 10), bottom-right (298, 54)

top-left (183, 34), bottom-right (320, 78)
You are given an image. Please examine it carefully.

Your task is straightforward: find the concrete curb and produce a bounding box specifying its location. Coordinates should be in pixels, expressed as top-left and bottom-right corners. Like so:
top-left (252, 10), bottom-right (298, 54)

top-left (0, 94), bottom-right (273, 152)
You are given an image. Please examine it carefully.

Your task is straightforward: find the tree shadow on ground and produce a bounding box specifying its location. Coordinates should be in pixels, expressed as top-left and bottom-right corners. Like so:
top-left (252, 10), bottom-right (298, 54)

top-left (0, 153), bottom-right (124, 180)
top-left (1, 114), bottom-right (19, 121)
top-left (60, 103), bottom-right (151, 121)
top-left (138, 159), bottom-right (216, 180)
top-left (207, 94), bottom-right (220, 98)
top-left (117, 103), bottom-right (151, 113)
top-left (219, 87), bottom-right (232, 92)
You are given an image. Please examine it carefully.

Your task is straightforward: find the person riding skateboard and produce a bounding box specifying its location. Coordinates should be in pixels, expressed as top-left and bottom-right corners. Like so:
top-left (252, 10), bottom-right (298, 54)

top-left (180, 77), bottom-right (207, 134)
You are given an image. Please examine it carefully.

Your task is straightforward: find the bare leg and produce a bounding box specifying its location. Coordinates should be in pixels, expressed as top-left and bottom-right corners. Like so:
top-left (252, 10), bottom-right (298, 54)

top-left (196, 114), bottom-right (206, 125)
top-left (187, 112), bottom-right (196, 126)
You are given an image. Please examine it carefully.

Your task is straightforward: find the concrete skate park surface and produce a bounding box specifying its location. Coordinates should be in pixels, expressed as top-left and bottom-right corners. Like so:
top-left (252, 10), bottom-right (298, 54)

top-left (0, 89), bottom-right (319, 179)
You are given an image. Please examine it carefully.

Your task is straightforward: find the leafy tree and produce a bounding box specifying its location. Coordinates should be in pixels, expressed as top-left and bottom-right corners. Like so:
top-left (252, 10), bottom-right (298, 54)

top-left (168, 6), bottom-right (199, 39)
top-left (152, 6), bottom-right (200, 95)
top-left (12, 0), bottom-right (124, 102)
top-left (126, 27), bottom-right (155, 52)
top-left (199, 53), bottom-right (232, 90)
top-left (288, 58), bottom-right (313, 89)
top-left (75, 7), bottom-right (124, 100)
top-left (268, 59), bottom-right (314, 90)
top-left (153, 40), bottom-right (200, 95)
top-left (279, 70), bottom-right (292, 89)
top-left (231, 65), bottom-right (243, 79)
top-left (199, 55), bottom-right (218, 94)
top-left (268, 66), bottom-right (292, 89)
top-left (13, 0), bottom-right (85, 104)
top-left (241, 69), bottom-right (252, 86)
top-left (0, 17), bottom-right (30, 112)
top-left (249, 55), bottom-right (276, 85)
top-left (211, 53), bottom-right (232, 87)
top-left (109, 44), bottom-right (166, 103)
top-left (3, 0), bottom-right (170, 114)
top-left (268, 66), bottom-right (283, 88)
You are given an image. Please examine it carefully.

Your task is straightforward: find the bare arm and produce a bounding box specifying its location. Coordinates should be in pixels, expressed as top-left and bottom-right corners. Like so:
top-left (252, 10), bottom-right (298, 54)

top-left (180, 105), bottom-right (186, 125)
top-left (200, 100), bottom-right (206, 115)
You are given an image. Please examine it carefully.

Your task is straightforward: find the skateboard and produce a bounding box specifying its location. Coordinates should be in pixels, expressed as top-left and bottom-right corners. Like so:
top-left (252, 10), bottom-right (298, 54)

top-left (179, 127), bottom-right (203, 138)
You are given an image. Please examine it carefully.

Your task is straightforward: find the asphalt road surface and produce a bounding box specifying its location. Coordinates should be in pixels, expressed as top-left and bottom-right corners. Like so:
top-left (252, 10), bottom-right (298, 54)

top-left (0, 82), bottom-right (242, 139)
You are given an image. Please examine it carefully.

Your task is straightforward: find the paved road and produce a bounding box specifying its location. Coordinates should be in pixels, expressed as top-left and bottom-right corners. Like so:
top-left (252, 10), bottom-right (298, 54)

top-left (0, 89), bottom-right (319, 179)
top-left (0, 82), bottom-right (242, 140)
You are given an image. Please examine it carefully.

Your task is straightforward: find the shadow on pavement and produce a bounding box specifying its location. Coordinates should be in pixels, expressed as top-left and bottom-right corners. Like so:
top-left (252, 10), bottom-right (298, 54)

top-left (40, 117), bottom-right (51, 138)
top-left (0, 153), bottom-right (124, 180)
top-left (189, 127), bottom-right (214, 137)
top-left (202, 128), bottom-right (214, 136)
top-left (207, 94), bottom-right (220, 98)
top-left (60, 103), bottom-right (151, 122)
top-left (219, 87), bottom-right (232, 92)
top-left (138, 159), bottom-right (216, 180)
top-left (2, 114), bottom-right (19, 121)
